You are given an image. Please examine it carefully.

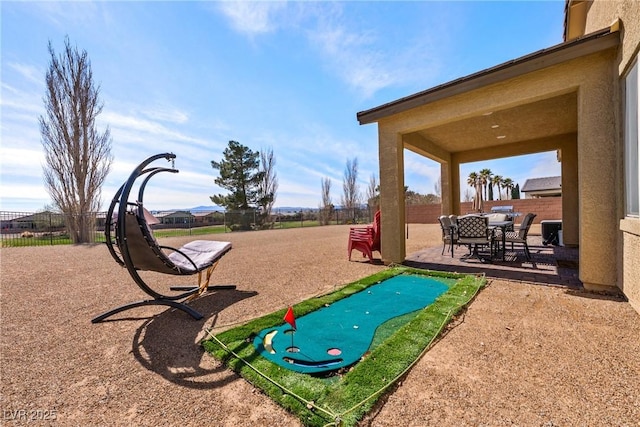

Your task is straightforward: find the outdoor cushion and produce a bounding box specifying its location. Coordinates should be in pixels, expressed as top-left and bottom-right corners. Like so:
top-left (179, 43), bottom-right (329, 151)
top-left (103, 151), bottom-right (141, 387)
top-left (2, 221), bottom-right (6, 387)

top-left (168, 240), bottom-right (232, 271)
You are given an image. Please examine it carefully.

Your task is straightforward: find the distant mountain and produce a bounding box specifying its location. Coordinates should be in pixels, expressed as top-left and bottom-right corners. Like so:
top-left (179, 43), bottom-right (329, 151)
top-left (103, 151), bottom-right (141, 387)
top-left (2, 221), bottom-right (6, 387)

top-left (164, 205), bottom-right (319, 214)
top-left (159, 205), bottom-right (365, 214)
top-left (188, 205), bottom-right (224, 213)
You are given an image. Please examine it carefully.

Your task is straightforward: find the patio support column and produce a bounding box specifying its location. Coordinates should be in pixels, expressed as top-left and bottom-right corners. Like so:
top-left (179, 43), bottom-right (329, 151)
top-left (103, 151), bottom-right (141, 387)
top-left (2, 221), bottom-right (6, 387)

top-left (560, 137), bottom-right (579, 246)
top-left (451, 156), bottom-right (462, 215)
top-left (576, 58), bottom-right (618, 291)
top-left (440, 162), bottom-right (453, 215)
top-left (378, 126), bottom-right (405, 264)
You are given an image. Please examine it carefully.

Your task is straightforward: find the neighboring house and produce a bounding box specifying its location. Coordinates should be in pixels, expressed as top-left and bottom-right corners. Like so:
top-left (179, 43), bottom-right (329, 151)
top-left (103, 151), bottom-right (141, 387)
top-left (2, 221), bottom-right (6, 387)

top-left (522, 176), bottom-right (562, 198)
top-left (193, 211), bottom-right (224, 225)
top-left (95, 211), bottom-right (108, 229)
top-left (358, 0), bottom-right (639, 312)
top-left (1, 211), bottom-right (65, 231)
top-left (154, 210), bottom-right (194, 225)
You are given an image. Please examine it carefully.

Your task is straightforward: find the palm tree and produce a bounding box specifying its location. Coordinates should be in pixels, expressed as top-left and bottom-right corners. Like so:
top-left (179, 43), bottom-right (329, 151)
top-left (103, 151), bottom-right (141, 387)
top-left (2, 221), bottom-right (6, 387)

top-left (467, 172), bottom-right (478, 189)
top-left (492, 175), bottom-right (503, 200)
top-left (502, 178), bottom-right (513, 200)
top-left (479, 168), bottom-right (493, 200)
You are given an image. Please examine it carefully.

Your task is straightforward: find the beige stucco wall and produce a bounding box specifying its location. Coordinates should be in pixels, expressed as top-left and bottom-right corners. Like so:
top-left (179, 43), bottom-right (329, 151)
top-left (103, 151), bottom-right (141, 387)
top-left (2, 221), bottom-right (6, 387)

top-left (583, 0), bottom-right (640, 73)
top-left (575, 53), bottom-right (619, 290)
top-left (582, 0), bottom-right (640, 309)
top-left (620, 220), bottom-right (640, 313)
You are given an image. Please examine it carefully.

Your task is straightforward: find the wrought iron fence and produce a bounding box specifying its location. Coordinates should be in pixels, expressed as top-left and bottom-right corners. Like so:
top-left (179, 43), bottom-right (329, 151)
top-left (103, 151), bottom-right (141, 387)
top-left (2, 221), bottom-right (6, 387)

top-left (0, 207), bottom-right (376, 247)
top-left (0, 211), bottom-right (105, 247)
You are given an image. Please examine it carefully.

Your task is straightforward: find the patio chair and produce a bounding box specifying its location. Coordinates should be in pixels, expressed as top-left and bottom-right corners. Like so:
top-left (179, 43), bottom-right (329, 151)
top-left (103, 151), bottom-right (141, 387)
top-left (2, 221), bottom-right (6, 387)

top-left (348, 210), bottom-right (381, 262)
top-left (494, 213), bottom-right (537, 260)
top-left (448, 214), bottom-right (458, 228)
top-left (456, 214), bottom-right (493, 260)
top-left (92, 153), bottom-right (236, 323)
top-left (438, 215), bottom-right (457, 256)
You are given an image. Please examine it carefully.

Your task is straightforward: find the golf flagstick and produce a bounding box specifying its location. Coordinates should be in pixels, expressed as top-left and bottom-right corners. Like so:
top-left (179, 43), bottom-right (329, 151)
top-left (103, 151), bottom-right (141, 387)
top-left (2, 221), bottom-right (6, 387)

top-left (284, 306), bottom-right (297, 350)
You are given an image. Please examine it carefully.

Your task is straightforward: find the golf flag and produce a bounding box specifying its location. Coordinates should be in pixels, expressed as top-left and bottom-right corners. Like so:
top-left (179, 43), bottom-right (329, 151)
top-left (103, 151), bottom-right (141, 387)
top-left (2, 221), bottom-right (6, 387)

top-left (284, 306), bottom-right (297, 330)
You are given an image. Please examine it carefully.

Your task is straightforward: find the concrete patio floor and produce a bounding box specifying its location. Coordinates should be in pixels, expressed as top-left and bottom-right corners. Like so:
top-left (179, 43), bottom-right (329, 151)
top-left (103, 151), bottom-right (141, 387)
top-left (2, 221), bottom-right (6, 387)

top-left (405, 232), bottom-right (582, 289)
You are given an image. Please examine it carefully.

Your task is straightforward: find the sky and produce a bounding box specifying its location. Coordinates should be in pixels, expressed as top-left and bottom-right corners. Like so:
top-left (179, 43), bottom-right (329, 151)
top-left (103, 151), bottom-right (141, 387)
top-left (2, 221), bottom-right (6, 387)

top-left (1, 1), bottom-right (565, 212)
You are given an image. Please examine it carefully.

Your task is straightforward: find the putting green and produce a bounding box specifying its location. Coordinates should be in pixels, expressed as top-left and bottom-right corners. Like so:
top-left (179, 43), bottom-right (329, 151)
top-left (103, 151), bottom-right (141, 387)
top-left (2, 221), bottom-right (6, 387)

top-left (253, 274), bottom-right (449, 374)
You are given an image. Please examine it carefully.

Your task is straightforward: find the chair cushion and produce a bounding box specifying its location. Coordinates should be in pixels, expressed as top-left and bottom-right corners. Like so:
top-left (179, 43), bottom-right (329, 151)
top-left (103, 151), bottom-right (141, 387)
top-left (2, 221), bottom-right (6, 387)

top-left (168, 240), bottom-right (232, 271)
top-left (486, 213), bottom-right (507, 222)
top-left (502, 231), bottom-right (527, 243)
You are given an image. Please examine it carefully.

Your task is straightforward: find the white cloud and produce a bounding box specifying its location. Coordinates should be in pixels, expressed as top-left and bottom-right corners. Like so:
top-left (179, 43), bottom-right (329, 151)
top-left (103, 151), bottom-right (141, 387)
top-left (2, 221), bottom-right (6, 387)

top-left (213, 2), bottom-right (444, 98)
top-left (100, 110), bottom-right (224, 152)
top-left (141, 107), bottom-right (189, 124)
top-left (8, 63), bottom-right (45, 87)
top-left (0, 147), bottom-right (45, 175)
top-left (216, 1), bottom-right (288, 36)
top-left (305, 5), bottom-right (444, 99)
top-left (526, 151), bottom-right (562, 179)
top-left (31, 2), bottom-right (108, 31)
top-left (1, 83), bottom-right (43, 115)
top-left (308, 24), bottom-right (393, 98)
top-left (404, 152), bottom-right (440, 195)
top-left (0, 182), bottom-right (49, 200)
top-left (405, 157), bottom-right (439, 179)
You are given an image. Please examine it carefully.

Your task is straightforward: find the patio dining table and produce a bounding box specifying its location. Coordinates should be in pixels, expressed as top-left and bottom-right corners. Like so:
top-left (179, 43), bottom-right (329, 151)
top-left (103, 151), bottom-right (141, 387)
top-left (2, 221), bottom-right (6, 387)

top-left (489, 220), bottom-right (514, 261)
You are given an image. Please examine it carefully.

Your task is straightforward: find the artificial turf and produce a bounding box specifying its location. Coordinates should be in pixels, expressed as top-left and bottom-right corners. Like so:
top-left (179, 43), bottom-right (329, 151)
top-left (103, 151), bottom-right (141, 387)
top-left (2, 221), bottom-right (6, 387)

top-left (202, 266), bottom-right (485, 427)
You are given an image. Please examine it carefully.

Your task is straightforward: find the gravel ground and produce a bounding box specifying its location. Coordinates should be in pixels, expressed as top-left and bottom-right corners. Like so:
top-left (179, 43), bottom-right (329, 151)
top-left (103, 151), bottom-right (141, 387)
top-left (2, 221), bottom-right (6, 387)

top-left (1, 224), bottom-right (639, 426)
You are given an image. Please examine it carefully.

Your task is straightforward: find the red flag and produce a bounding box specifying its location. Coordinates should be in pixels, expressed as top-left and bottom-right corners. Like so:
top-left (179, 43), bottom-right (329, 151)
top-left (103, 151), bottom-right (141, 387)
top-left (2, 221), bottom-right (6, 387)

top-left (283, 306), bottom-right (296, 330)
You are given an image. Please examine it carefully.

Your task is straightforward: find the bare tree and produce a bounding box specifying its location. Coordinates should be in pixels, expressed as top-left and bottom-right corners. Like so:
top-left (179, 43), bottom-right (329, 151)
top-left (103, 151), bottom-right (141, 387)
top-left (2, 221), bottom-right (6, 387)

top-left (39, 37), bottom-right (112, 243)
top-left (258, 146), bottom-right (278, 222)
top-left (341, 158), bottom-right (360, 222)
top-left (319, 177), bottom-right (333, 225)
top-left (366, 173), bottom-right (379, 211)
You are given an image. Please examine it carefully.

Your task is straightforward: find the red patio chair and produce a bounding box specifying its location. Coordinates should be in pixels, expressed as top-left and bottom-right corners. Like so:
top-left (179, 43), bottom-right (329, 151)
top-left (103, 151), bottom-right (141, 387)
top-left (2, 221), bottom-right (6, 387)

top-left (348, 210), bottom-right (381, 261)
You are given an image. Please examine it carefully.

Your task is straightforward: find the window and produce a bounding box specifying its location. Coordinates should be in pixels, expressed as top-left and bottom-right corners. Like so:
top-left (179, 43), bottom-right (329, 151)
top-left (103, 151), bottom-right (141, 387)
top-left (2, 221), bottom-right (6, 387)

top-left (625, 58), bottom-right (639, 216)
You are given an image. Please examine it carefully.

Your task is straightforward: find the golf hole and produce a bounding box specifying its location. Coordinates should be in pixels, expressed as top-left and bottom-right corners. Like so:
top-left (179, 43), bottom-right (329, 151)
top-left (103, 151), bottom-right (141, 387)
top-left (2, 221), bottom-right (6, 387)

top-left (327, 348), bottom-right (342, 356)
top-left (286, 346), bottom-right (300, 353)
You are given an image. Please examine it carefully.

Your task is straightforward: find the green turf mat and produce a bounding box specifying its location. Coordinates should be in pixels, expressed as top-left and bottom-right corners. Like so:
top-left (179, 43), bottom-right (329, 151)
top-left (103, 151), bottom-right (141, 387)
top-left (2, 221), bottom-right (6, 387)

top-left (253, 275), bottom-right (448, 373)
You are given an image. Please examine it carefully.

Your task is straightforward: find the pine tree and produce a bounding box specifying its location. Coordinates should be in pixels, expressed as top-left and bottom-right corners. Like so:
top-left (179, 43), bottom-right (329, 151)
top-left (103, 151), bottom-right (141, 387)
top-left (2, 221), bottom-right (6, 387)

top-left (211, 141), bottom-right (264, 229)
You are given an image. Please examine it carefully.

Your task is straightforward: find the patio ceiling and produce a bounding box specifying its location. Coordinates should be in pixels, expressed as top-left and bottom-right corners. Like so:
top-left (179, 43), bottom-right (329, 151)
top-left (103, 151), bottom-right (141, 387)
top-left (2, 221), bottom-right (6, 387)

top-left (412, 92), bottom-right (577, 154)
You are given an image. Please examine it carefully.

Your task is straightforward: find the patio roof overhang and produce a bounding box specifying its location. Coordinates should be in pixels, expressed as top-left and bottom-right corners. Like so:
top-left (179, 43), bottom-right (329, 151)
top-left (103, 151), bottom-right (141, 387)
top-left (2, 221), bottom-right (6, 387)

top-left (355, 25), bottom-right (622, 291)
top-left (357, 27), bottom-right (618, 128)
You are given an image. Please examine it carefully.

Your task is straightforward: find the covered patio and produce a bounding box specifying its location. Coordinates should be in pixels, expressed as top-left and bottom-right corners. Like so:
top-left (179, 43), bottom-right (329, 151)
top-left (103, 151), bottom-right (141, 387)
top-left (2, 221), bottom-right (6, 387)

top-left (358, 26), bottom-right (621, 294)
top-left (405, 231), bottom-right (581, 289)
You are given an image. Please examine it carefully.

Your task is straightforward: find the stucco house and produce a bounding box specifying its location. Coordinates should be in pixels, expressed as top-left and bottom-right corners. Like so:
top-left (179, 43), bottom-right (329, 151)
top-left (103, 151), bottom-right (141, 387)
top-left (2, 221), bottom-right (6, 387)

top-left (357, 0), bottom-right (639, 312)
top-left (522, 176), bottom-right (562, 198)
top-left (153, 210), bottom-right (194, 225)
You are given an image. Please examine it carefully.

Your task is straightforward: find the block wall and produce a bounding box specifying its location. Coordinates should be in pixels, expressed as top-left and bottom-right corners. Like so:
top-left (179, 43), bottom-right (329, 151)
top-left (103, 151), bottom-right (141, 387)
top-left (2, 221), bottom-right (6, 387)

top-left (407, 197), bottom-right (563, 224)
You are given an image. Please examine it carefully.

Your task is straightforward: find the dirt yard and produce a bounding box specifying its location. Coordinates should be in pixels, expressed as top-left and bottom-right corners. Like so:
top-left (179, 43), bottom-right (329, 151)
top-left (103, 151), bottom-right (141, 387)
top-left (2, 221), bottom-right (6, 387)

top-left (1, 224), bottom-right (639, 426)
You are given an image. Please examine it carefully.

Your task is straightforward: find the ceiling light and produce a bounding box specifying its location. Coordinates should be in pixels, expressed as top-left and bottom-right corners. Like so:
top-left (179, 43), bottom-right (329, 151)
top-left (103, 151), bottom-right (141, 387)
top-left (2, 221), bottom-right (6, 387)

top-left (491, 125), bottom-right (499, 129)
top-left (497, 135), bottom-right (506, 139)
top-left (482, 112), bottom-right (493, 116)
